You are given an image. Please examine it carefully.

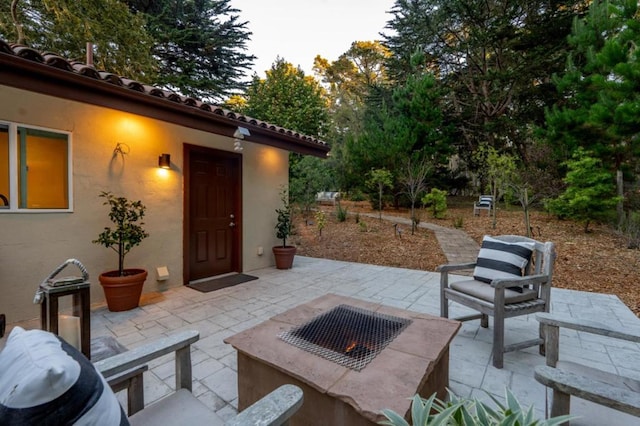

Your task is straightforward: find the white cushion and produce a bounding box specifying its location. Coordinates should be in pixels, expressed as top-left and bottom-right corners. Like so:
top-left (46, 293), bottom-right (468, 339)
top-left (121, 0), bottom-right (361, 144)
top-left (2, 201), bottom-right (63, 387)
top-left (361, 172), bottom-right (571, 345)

top-left (0, 327), bottom-right (128, 425)
top-left (473, 236), bottom-right (535, 284)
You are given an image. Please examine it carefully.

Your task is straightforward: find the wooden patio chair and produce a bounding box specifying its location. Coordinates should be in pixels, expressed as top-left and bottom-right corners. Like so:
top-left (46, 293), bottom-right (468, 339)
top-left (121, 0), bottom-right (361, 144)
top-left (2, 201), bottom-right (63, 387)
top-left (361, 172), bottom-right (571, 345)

top-left (534, 313), bottom-right (640, 423)
top-left (437, 235), bottom-right (556, 368)
top-left (0, 328), bottom-right (303, 426)
top-left (473, 195), bottom-right (494, 216)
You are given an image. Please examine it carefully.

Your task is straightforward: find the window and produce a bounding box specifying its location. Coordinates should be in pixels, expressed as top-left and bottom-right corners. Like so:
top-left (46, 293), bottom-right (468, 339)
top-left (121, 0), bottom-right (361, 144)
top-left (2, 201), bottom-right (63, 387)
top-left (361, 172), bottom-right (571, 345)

top-left (0, 122), bottom-right (72, 212)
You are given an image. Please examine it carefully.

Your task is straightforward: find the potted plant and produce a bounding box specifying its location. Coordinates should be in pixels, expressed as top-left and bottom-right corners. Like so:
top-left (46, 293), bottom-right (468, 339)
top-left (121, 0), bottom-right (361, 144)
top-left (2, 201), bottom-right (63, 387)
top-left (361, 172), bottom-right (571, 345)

top-left (272, 187), bottom-right (296, 269)
top-left (93, 191), bottom-right (149, 311)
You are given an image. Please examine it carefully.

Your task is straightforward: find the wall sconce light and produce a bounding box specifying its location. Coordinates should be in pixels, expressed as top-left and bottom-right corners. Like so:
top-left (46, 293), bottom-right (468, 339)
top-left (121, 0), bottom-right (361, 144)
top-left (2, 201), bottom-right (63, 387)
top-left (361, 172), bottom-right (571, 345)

top-left (158, 153), bottom-right (171, 169)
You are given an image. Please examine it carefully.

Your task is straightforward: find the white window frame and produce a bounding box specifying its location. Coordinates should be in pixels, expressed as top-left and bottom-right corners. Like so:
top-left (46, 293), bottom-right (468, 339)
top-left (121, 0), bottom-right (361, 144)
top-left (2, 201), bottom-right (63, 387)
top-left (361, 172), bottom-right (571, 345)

top-left (0, 120), bottom-right (73, 213)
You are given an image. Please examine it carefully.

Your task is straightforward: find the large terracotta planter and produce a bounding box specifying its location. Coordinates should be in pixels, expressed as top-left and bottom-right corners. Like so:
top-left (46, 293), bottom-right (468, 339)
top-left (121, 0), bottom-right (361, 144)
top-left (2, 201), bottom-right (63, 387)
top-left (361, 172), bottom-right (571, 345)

top-left (98, 269), bottom-right (147, 312)
top-left (272, 246), bottom-right (296, 270)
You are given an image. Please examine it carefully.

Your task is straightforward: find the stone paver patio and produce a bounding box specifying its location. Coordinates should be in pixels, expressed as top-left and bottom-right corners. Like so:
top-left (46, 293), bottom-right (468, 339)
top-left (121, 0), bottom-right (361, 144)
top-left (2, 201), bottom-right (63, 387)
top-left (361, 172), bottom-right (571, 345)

top-left (4, 256), bottom-right (640, 424)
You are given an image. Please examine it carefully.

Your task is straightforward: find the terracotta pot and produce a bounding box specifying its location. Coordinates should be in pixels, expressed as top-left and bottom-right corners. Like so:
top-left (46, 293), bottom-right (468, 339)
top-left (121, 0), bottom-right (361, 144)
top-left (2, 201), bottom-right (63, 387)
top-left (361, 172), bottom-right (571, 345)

top-left (98, 269), bottom-right (147, 312)
top-left (272, 246), bottom-right (297, 270)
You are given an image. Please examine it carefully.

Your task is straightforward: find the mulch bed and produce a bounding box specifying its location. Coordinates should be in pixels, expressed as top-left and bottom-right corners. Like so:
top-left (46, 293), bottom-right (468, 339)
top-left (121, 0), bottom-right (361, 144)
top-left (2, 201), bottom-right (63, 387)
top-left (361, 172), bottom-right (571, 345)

top-left (293, 198), bottom-right (640, 317)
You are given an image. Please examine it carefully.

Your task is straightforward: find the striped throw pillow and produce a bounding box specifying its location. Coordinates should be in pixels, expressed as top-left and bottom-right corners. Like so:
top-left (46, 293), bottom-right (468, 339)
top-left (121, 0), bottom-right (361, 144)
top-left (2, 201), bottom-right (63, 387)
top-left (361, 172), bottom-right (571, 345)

top-left (0, 327), bottom-right (129, 425)
top-left (473, 236), bottom-right (535, 284)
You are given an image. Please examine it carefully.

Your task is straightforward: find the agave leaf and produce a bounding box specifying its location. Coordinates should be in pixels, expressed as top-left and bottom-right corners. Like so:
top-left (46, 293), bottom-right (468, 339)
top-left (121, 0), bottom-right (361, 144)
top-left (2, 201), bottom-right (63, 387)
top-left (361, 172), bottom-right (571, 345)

top-left (504, 388), bottom-right (523, 413)
top-left (380, 408), bottom-right (411, 426)
top-left (543, 414), bottom-right (577, 425)
top-left (428, 403), bottom-right (466, 426)
top-left (411, 393), bottom-right (430, 426)
top-left (475, 401), bottom-right (494, 424)
top-left (484, 391), bottom-right (507, 412)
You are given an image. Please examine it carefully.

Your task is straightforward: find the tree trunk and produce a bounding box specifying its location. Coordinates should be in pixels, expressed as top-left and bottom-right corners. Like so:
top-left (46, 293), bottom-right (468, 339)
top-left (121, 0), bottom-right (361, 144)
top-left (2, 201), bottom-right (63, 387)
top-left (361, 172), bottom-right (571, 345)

top-left (523, 187), bottom-right (531, 238)
top-left (617, 169), bottom-right (624, 227)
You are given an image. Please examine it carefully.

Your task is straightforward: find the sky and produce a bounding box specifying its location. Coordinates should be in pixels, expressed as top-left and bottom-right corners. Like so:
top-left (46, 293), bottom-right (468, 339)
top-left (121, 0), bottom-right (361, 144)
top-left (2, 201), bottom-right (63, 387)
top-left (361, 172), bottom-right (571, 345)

top-left (231, 0), bottom-right (396, 77)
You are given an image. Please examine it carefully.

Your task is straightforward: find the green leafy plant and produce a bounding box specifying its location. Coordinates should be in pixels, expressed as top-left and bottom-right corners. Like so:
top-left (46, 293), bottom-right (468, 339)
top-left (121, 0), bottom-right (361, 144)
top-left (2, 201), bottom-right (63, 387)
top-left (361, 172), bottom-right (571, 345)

top-left (93, 191), bottom-right (149, 276)
top-left (422, 188), bottom-right (448, 219)
top-left (336, 200), bottom-right (349, 222)
top-left (379, 388), bottom-right (573, 426)
top-left (367, 168), bottom-right (393, 220)
top-left (452, 217), bottom-right (464, 229)
top-left (546, 149), bottom-right (620, 232)
top-left (275, 186), bottom-right (293, 247)
top-left (315, 210), bottom-right (327, 237)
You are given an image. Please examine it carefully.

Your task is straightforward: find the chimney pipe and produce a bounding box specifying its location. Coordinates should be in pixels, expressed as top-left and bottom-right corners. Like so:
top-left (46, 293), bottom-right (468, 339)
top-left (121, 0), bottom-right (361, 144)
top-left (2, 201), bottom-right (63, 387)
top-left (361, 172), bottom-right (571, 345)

top-left (86, 42), bottom-right (94, 66)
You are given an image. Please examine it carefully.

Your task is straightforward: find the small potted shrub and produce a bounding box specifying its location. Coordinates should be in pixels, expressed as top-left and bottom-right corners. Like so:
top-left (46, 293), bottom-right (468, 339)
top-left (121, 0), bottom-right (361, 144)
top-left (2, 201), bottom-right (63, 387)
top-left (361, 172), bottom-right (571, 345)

top-left (272, 187), bottom-right (296, 269)
top-left (93, 191), bottom-right (149, 311)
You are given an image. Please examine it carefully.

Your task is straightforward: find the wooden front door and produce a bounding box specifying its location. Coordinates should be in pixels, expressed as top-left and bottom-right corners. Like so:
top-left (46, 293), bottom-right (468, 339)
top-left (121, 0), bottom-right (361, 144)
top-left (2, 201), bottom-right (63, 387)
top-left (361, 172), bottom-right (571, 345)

top-left (185, 146), bottom-right (241, 282)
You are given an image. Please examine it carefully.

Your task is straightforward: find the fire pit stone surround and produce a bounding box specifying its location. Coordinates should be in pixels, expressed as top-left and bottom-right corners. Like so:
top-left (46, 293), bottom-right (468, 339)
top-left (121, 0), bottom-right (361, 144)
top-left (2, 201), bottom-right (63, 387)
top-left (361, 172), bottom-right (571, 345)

top-left (224, 294), bottom-right (460, 425)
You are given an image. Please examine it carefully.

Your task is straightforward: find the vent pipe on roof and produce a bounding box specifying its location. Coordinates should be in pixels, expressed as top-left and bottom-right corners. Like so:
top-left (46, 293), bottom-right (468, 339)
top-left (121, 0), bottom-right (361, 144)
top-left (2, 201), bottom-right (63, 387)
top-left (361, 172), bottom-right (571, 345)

top-left (86, 42), bottom-right (94, 66)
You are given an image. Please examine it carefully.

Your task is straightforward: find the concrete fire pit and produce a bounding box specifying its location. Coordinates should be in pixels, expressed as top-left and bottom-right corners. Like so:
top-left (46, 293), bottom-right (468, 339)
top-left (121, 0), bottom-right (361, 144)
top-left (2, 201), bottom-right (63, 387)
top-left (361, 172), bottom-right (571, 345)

top-left (224, 294), bottom-right (460, 425)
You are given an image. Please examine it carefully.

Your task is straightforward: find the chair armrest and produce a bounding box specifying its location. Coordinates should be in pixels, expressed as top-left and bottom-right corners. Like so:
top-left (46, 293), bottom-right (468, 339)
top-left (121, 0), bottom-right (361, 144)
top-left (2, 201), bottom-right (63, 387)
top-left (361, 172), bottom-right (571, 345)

top-left (226, 384), bottom-right (304, 426)
top-left (491, 274), bottom-right (549, 289)
top-left (536, 313), bottom-right (640, 343)
top-left (94, 330), bottom-right (200, 378)
top-left (436, 262), bottom-right (476, 273)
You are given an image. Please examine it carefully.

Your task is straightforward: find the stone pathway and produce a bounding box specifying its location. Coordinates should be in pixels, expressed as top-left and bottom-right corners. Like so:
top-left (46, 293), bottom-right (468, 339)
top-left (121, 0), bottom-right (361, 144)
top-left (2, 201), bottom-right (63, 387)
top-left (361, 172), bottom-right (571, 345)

top-left (360, 212), bottom-right (480, 264)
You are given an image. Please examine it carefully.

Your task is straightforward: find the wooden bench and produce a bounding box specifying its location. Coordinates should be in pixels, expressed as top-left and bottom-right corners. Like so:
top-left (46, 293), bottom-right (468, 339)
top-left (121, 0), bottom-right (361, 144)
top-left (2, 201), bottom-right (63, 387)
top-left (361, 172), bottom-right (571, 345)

top-left (94, 330), bottom-right (303, 425)
top-left (316, 191), bottom-right (339, 205)
top-left (534, 313), bottom-right (640, 423)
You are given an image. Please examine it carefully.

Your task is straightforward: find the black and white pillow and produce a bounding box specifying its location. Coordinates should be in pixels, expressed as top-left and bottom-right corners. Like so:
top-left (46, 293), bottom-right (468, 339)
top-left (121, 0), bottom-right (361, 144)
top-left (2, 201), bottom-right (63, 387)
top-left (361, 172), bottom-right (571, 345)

top-left (0, 327), bottom-right (129, 425)
top-left (473, 236), bottom-right (535, 285)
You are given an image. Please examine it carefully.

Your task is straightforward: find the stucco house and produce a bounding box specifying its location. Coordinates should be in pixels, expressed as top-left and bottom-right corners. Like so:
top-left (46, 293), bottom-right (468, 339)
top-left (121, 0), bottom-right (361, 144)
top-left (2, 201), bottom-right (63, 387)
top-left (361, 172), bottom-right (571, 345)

top-left (0, 40), bottom-right (330, 323)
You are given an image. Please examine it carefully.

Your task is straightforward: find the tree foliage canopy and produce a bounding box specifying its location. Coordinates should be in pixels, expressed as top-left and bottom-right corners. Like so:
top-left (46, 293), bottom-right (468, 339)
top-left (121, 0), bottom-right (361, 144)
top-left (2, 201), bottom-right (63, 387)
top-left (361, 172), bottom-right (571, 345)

top-left (125, 0), bottom-right (255, 100)
top-left (1, 0), bottom-right (157, 81)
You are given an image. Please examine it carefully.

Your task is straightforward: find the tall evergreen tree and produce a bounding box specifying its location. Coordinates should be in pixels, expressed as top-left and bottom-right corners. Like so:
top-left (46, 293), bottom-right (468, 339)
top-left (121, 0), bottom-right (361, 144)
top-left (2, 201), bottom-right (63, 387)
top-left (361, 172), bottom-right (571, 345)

top-left (125, 0), bottom-right (255, 100)
top-left (0, 0), bottom-right (157, 81)
top-left (382, 0), bottom-right (588, 162)
top-left (544, 0), bottom-right (640, 172)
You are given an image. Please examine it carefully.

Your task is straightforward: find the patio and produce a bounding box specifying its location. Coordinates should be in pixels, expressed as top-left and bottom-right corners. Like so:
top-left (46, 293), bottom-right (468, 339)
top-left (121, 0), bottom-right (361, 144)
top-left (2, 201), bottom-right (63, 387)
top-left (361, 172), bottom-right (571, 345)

top-left (4, 256), bottom-right (640, 424)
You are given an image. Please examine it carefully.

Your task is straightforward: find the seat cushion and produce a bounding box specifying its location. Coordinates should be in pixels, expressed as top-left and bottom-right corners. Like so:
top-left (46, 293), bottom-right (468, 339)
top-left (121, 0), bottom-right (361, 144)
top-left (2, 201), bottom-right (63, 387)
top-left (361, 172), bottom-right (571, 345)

top-left (0, 327), bottom-right (128, 425)
top-left (473, 236), bottom-right (535, 284)
top-left (128, 389), bottom-right (223, 426)
top-left (450, 279), bottom-right (538, 304)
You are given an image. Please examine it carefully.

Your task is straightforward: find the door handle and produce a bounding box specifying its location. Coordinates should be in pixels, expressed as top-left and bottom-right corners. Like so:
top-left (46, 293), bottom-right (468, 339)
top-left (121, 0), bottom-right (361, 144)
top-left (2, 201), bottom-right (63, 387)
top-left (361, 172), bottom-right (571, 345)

top-left (229, 222), bottom-right (236, 228)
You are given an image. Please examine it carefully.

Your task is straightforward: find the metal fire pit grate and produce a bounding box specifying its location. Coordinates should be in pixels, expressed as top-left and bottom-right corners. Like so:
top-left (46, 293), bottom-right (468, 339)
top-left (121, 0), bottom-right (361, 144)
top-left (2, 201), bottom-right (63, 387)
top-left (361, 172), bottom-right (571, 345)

top-left (278, 304), bottom-right (412, 371)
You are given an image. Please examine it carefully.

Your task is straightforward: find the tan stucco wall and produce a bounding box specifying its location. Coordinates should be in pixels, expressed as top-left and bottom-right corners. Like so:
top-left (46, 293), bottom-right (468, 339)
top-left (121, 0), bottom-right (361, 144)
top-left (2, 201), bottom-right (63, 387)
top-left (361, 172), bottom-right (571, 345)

top-left (0, 85), bottom-right (288, 323)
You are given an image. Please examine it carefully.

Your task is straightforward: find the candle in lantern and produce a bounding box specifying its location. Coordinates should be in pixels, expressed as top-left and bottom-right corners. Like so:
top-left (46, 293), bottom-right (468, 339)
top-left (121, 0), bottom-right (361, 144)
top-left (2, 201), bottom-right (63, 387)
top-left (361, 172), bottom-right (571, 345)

top-left (58, 315), bottom-right (81, 350)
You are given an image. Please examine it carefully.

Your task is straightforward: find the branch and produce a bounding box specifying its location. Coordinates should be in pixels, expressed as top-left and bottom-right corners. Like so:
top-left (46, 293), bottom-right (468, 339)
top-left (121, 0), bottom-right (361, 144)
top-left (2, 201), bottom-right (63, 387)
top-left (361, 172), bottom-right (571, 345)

top-left (10, 0), bottom-right (25, 45)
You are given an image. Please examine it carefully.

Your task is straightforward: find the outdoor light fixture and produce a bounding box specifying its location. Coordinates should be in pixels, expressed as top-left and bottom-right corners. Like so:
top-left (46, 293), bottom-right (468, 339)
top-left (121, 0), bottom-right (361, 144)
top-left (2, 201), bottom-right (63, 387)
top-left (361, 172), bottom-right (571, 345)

top-left (158, 153), bottom-right (171, 169)
top-left (233, 126), bottom-right (250, 139)
top-left (233, 126), bottom-right (250, 152)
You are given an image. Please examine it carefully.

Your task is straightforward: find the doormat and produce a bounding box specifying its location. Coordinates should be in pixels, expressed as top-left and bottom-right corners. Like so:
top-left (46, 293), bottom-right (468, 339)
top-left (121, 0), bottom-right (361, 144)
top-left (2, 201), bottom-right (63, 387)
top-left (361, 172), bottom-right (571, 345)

top-left (187, 274), bottom-right (259, 293)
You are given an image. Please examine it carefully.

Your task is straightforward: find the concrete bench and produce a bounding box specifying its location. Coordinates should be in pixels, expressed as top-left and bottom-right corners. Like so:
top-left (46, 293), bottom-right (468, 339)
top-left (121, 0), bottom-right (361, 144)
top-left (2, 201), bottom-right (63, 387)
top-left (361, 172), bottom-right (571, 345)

top-left (94, 330), bottom-right (303, 425)
top-left (534, 313), bottom-right (640, 423)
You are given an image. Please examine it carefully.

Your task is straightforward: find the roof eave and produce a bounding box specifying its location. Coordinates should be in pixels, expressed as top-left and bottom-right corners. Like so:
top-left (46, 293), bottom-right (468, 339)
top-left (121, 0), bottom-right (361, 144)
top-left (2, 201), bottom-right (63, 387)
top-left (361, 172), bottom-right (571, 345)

top-left (0, 52), bottom-right (330, 158)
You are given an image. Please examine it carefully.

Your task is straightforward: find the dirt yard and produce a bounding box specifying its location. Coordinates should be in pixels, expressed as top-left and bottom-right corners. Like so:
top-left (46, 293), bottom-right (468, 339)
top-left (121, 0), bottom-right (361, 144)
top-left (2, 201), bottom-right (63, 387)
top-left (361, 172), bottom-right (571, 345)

top-left (293, 197), bottom-right (640, 317)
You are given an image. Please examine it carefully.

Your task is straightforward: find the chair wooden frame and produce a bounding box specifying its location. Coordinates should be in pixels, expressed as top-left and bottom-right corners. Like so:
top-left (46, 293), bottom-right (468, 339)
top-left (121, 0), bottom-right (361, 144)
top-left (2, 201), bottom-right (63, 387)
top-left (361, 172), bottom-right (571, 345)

top-left (437, 235), bottom-right (556, 368)
top-left (535, 313), bottom-right (640, 423)
top-left (473, 195), bottom-right (494, 216)
top-left (94, 330), bottom-right (303, 425)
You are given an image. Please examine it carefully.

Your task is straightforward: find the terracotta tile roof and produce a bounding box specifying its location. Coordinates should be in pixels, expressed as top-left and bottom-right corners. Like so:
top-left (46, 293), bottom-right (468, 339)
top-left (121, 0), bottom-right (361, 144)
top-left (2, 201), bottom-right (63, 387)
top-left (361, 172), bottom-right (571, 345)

top-left (0, 40), bottom-right (330, 157)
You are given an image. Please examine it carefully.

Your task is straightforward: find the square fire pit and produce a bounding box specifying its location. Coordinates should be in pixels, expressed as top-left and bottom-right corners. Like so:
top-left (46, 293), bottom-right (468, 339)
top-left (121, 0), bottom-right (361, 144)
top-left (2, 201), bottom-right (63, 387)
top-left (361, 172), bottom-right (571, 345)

top-left (224, 294), bottom-right (460, 425)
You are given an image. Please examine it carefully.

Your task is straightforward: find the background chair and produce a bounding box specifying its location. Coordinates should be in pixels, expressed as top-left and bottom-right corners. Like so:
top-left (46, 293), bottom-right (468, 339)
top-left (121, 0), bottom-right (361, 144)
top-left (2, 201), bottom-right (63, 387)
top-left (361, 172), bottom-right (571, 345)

top-left (473, 195), bottom-right (494, 216)
top-left (437, 235), bottom-right (556, 368)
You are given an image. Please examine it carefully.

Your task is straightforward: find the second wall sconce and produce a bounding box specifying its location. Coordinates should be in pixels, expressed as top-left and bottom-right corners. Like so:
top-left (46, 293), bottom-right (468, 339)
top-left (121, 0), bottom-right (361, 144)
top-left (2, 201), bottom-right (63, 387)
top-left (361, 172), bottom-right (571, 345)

top-left (158, 153), bottom-right (171, 169)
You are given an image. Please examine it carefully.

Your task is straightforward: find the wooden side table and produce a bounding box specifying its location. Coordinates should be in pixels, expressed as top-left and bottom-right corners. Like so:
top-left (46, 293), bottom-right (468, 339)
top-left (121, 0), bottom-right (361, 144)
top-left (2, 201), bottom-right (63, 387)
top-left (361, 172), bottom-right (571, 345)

top-left (39, 281), bottom-right (91, 359)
